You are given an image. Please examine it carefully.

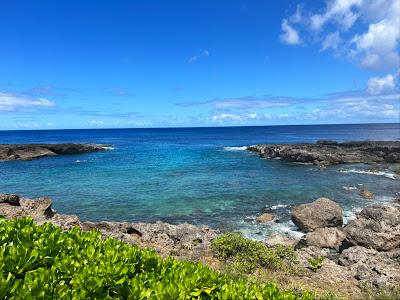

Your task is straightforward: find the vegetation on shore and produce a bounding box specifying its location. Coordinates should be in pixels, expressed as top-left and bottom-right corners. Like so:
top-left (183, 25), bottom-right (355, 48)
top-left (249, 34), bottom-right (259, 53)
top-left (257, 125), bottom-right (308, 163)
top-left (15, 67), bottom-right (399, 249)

top-left (211, 233), bottom-right (298, 276)
top-left (0, 217), bottom-right (316, 299)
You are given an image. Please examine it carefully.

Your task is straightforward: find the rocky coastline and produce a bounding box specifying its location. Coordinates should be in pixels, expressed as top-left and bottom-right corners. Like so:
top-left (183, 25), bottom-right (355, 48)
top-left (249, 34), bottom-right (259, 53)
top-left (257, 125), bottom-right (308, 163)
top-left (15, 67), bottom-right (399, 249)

top-left (0, 143), bottom-right (110, 161)
top-left (1, 193), bottom-right (399, 298)
top-left (247, 140), bottom-right (400, 166)
top-left (0, 194), bottom-right (216, 261)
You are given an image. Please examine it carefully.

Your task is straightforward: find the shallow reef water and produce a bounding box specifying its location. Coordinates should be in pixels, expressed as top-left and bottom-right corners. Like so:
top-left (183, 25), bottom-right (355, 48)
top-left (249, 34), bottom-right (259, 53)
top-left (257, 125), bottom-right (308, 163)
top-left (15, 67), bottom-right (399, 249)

top-left (1, 123), bottom-right (399, 239)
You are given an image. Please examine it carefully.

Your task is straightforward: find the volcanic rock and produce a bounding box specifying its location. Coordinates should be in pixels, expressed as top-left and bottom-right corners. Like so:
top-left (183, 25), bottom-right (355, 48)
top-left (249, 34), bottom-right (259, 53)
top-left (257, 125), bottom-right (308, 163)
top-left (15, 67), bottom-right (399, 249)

top-left (291, 198), bottom-right (343, 232)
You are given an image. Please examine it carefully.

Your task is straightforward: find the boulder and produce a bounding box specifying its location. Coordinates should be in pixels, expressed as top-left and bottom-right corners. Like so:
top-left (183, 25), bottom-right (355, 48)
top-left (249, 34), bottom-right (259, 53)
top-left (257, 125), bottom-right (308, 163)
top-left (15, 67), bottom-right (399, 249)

top-left (344, 205), bottom-right (400, 251)
top-left (256, 213), bottom-right (274, 223)
top-left (291, 198), bottom-right (343, 232)
top-left (339, 246), bottom-right (400, 287)
top-left (305, 227), bottom-right (347, 250)
top-left (0, 194), bottom-right (20, 206)
top-left (265, 233), bottom-right (299, 248)
top-left (359, 189), bottom-right (374, 199)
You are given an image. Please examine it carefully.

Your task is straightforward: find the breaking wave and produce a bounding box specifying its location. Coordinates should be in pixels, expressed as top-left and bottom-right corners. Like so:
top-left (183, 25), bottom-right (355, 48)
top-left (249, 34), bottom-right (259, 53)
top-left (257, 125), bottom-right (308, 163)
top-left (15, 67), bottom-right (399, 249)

top-left (223, 146), bottom-right (248, 151)
top-left (338, 169), bottom-right (398, 180)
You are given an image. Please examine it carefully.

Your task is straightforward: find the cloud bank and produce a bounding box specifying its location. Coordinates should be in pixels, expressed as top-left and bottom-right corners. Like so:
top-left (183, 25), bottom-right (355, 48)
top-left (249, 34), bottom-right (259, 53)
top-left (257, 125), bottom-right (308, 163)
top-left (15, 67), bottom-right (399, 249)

top-left (280, 0), bottom-right (400, 70)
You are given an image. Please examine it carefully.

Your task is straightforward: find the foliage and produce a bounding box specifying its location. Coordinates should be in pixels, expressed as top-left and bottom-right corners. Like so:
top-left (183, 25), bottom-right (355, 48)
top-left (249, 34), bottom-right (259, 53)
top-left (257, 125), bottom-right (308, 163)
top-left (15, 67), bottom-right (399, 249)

top-left (0, 218), bottom-right (316, 299)
top-left (307, 257), bottom-right (325, 273)
top-left (211, 233), bottom-right (297, 275)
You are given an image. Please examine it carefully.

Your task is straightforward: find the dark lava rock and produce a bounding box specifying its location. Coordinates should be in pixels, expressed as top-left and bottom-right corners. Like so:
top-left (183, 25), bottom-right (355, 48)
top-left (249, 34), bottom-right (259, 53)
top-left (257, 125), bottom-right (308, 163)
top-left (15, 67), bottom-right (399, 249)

top-left (0, 143), bottom-right (110, 161)
top-left (247, 141), bottom-right (400, 166)
top-left (0, 194), bottom-right (20, 206)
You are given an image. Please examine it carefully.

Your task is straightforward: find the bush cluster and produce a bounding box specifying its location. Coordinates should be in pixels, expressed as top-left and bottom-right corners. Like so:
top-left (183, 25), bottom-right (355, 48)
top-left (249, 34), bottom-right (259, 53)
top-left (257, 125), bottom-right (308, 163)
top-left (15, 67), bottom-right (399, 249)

top-left (0, 217), bottom-right (314, 299)
top-left (211, 233), bottom-right (297, 275)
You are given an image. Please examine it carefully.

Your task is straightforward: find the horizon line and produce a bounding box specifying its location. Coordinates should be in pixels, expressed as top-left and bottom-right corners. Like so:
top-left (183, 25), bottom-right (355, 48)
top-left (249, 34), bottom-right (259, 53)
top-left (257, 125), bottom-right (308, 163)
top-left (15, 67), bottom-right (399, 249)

top-left (1, 121), bottom-right (399, 132)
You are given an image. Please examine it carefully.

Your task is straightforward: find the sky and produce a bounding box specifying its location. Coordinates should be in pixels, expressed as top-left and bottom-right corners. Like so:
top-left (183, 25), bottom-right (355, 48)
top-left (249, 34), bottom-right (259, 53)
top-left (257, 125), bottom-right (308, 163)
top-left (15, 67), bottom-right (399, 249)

top-left (0, 0), bottom-right (399, 130)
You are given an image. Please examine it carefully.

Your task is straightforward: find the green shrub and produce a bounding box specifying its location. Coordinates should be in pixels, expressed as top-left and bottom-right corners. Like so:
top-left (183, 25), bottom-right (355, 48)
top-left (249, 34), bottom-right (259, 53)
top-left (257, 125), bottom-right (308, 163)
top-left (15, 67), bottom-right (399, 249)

top-left (0, 218), bottom-right (315, 299)
top-left (307, 257), bottom-right (325, 272)
top-left (211, 233), bottom-right (297, 275)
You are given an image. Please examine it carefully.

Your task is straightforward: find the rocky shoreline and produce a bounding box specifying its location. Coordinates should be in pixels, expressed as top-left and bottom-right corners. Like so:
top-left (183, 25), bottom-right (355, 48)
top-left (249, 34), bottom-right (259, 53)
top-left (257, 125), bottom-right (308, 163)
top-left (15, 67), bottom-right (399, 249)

top-left (1, 193), bottom-right (399, 298)
top-left (247, 140), bottom-right (400, 167)
top-left (0, 143), bottom-right (110, 161)
top-left (0, 194), bottom-right (216, 261)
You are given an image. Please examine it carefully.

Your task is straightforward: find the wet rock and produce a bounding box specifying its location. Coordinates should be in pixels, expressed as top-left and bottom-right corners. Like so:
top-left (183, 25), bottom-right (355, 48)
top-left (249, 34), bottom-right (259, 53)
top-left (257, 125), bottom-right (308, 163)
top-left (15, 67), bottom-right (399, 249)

top-left (291, 198), bottom-right (343, 232)
top-left (256, 213), bottom-right (274, 223)
top-left (339, 246), bottom-right (400, 287)
top-left (265, 233), bottom-right (299, 248)
top-left (247, 141), bottom-right (400, 166)
top-left (305, 227), bottom-right (347, 250)
top-left (0, 194), bottom-right (20, 206)
top-left (344, 204), bottom-right (400, 251)
top-left (0, 143), bottom-right (110, 161)
top-left (359, 189), bottom-right (374, 199)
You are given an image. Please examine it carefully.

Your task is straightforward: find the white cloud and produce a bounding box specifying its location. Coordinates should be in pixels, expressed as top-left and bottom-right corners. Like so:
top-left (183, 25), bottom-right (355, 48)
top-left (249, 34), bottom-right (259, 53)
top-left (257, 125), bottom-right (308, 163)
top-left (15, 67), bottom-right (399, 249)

top-left (367, 74), bottom-right (396, 95)
top-left (351, 2), bottom-right (400, 69)
top-left (188, 56), bottom-right (198, 63)
top-left (0, 92), bottom-right (55, 112)
top-left (282, 0), bottom-right (400, 69)
top-left (322, 31), bottom-right (342, 51)
top-left (188, 49), bottom-right (210, 63)
top-left (280, 19), bottom-right (301, 45)
top-left (210, 112), bottom-right (264, 123)
top-left (89, 120), bottom-right (105, 126)
top-left (310, 0), bottom-right (361, 31)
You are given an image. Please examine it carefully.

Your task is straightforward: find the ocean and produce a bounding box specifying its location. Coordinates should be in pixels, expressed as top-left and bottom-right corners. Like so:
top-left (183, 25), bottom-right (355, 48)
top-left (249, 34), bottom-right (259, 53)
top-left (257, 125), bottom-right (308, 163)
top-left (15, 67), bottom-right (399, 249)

top-left (1, 123), bottom-right (399, 239)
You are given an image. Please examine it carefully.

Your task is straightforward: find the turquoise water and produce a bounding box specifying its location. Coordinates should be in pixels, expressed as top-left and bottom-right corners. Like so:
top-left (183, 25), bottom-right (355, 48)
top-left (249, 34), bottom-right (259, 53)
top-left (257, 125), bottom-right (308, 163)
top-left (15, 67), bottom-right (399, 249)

top-left (1, 124), bottom-right (399, 239)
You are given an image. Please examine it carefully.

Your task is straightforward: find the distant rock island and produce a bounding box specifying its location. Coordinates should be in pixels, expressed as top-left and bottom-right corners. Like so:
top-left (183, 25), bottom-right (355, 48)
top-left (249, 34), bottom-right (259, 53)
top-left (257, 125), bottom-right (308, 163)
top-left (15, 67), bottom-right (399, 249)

top-left (0, 143), bottom-right (110, 161)
top-left (247, 140), bottom-right (400, 167)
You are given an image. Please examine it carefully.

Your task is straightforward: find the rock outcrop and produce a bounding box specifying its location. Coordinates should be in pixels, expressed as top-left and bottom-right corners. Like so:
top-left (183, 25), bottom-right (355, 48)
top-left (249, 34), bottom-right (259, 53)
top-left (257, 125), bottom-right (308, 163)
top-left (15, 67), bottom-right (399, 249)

top-left (256, 213), bottom-right (275, 223)
top-left (304, 227), bottom-right (347, 250)
top-left (0, 143), bottom-right (110, 161)
top-left (339, 246), bottom-right (400, 288)
top-left (344, 204), bottom-right (400, 251)
top-left (0, 194), bottom-right (217, 259)
top-left (247, 140), bottom-right (400, 166)
top-left (291, 198), bottom-right (343, 232)
top-left (359, 189), bottom-right (374, 199)
top-left (265, 233), bottom-right (299, 248)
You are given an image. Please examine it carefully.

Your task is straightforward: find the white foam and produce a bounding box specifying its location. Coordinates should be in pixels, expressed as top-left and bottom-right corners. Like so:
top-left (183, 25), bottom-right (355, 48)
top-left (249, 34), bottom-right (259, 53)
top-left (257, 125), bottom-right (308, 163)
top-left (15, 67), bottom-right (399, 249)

top-left (343, 210), bottom-right (358, 224)
top-left (338, 169), bottom-right (398, 180)
top-left (102, 146), bottom-right (115, 150)
top-left (270, 221), bottom-right (305, 238)
top-left (223, 146), bottom-right (248, 151)
top-left (75, 160), bottom-right (87, 163)
top-left (270, 204), bottom-right (288, 210)
top-left (342, 185), bottom-right (357, 191)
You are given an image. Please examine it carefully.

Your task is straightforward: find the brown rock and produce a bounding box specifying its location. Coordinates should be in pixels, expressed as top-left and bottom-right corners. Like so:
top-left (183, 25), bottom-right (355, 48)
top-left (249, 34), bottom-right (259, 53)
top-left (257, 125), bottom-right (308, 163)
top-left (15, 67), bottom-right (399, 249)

top-left (305, 227), bottom-right (347, 250)
top-left (359, 189), bottom-right (374, 199)
top-left (339, 246), bottom-right (400, 287)
top-left (291, 198), bottom-right (343, 232)
top-left (344, 205), bottom-right (400, 251)
top-left (265, 233), bottom-right (299, 247)
top-left (256, 213), bottom-right (274, 223)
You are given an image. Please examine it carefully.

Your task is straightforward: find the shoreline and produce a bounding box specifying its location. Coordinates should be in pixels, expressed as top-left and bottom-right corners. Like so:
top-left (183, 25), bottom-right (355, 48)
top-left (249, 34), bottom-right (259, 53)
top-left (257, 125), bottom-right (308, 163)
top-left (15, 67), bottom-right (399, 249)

top-left (247, 140), bottom-right (400, 167)
top-left (0, 143), bottom-right (110, 161)
top-left (1, 193), bottom-right (399, 299)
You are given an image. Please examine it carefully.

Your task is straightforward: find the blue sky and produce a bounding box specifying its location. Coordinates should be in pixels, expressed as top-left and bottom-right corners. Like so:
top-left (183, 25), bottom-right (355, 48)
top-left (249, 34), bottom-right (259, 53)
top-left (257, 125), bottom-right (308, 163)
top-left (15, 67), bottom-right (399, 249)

top-left (0, 0), bottom-right (399, 129)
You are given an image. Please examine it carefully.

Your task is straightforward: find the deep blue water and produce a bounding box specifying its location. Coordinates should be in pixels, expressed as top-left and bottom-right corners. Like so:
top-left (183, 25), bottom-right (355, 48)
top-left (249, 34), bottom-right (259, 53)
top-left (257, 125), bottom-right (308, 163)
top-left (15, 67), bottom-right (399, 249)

top-left (1, 123), bottom-right (399, 239)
